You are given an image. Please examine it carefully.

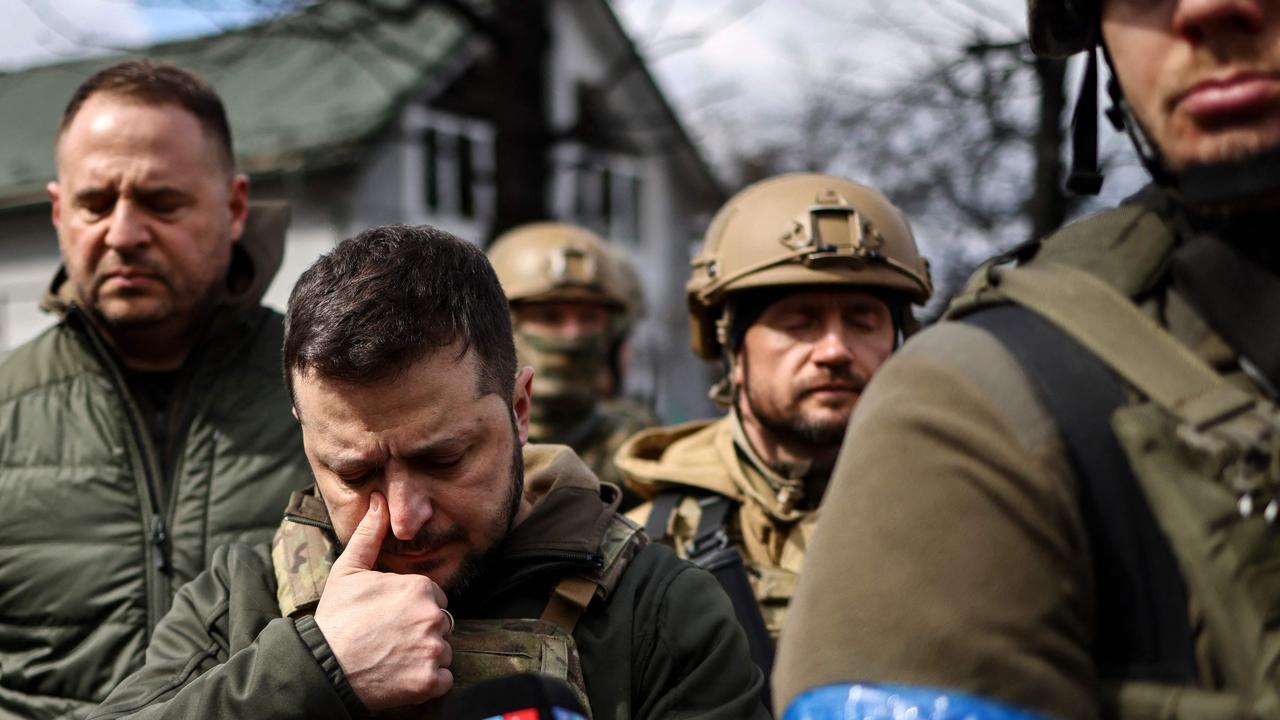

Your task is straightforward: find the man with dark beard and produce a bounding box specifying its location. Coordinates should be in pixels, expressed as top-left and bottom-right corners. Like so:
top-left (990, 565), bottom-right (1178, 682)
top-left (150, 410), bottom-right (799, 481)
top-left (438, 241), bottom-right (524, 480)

top-left (618, 173), bottom-right (932, 644)
top-left (90, 225), bottom-right (768, 720)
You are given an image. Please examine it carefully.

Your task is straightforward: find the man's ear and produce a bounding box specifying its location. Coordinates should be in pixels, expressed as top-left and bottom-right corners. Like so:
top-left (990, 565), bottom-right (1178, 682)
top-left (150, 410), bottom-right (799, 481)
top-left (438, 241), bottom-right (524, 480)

top-left (227, 174), bottom-right (249, 244)
top-left (48, 181), bottom-right (62, 232)
top-left (512, 366), bottom-right (535, 445)
top-left (730, 347), bottom-right (746, 389)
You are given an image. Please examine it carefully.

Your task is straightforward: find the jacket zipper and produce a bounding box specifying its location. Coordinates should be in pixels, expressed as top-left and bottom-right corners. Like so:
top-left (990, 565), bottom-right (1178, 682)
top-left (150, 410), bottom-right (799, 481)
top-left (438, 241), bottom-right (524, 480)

top-left (488, 550), bottom-right (604, 596)
top-left (71, 309), bottom-right (174, 632)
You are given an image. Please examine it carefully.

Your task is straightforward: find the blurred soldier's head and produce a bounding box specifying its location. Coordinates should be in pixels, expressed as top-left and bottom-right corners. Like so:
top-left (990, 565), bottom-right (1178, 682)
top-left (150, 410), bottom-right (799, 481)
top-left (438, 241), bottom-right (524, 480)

top-left (1031, 0), bottom-right (1280, 207)
top-left (687, 173), bottom-right (931, 472)
top-left (487, 222), bottom-right (628, 439)
top-left (47, 60), bottom-right (249, 367)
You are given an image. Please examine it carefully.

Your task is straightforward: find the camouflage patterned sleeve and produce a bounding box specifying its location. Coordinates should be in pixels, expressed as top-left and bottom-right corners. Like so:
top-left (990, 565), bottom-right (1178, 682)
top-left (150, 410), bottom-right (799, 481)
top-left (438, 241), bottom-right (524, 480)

top-left (89, 544), bottom-right (360, 720)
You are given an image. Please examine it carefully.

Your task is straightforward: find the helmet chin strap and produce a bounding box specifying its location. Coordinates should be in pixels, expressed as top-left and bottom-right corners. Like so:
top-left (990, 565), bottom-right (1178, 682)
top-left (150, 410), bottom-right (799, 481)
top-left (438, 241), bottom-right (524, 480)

top-left (1067, 47), bottom-right (1105, 195)
top-left (1091, 46), bottom-right (1280, 206)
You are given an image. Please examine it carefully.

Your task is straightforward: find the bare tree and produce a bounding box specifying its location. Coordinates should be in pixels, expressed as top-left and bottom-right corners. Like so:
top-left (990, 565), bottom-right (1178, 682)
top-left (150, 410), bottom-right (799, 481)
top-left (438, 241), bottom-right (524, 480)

top-left (663, 0), bottom-right (1139, 314)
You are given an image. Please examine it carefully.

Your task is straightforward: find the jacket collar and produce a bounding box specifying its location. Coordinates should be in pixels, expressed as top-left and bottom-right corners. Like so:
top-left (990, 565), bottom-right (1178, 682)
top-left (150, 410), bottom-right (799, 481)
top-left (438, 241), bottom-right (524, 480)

top-left (616, 414), bottom-right (811, 523)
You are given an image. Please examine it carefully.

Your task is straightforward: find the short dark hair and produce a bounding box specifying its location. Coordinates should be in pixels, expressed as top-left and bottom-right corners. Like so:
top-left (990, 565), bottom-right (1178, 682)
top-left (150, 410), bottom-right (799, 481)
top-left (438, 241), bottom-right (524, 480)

top-left (58, 59), bottom-right (235, 172)
top-left (284, 224), bottom-right (517, 406)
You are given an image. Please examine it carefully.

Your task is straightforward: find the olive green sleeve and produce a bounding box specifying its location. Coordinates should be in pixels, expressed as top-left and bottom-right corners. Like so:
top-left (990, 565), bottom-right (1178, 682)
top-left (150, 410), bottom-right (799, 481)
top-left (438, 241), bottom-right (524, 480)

top-left (635, 564), bottom-right (770, 719)
top-left (772, 324), bottom-right (1099, 720)
top-left (88, 546), bottom-right (362, 720)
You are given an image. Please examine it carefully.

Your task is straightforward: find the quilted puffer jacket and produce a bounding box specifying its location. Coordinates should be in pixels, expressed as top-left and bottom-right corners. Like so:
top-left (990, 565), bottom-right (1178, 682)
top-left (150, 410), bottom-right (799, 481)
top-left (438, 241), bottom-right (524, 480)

top-left (0, 204), bottom-right (312, 719)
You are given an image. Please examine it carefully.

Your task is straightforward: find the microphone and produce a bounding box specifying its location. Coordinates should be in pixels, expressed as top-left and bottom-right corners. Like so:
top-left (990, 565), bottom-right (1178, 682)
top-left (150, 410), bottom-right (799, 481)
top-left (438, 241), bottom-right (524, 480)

top-left (439, 673), bottom-right (589, 720)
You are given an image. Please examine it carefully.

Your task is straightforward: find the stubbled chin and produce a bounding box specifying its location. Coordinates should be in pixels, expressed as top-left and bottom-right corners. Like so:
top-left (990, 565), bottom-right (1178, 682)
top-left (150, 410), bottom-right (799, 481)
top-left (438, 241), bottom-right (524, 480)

top-left (1162, 119), bottom-right (1280, 170)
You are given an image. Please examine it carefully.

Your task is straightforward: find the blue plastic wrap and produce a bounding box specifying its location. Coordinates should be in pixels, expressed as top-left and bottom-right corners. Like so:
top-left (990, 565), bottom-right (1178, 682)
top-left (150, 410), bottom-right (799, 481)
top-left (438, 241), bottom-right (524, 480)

top-left (784, 684), bottom-right (1047, 720)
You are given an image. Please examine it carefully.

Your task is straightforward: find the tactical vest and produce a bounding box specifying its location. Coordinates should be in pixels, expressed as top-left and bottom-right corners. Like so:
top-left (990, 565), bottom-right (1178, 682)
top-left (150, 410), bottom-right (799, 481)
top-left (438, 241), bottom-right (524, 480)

top-left (949, 202), bottom-right (1280, 718)
top-left (644, 491), bottom-right (798, 639)
top-left (269, 492), bottom-right (647, 719)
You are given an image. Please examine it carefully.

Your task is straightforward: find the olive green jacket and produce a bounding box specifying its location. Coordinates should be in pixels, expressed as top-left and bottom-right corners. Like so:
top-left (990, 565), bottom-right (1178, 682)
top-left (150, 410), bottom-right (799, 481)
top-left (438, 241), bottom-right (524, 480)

top-left (0, 206), bottom-right (312, 719)
top-left (90, 445), bottom-right (768, 720)
top-left (773, 200), bottom-right (1251, 719)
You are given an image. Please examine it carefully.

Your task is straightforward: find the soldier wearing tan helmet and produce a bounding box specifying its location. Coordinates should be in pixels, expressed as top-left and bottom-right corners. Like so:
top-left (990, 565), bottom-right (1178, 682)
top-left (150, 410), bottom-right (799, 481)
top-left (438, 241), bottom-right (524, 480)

top-left (775, 0), bottom-right (1280, 716)
top-left (488, 222), bottom-right (656, 506)
top-left (617, 173), bottom-right (931, 655)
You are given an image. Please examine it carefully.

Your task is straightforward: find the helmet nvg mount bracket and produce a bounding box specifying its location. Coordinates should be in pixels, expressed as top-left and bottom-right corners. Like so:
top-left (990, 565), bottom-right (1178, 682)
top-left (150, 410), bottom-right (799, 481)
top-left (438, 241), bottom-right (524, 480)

top-left (487, 222), bottom-right (629, 311)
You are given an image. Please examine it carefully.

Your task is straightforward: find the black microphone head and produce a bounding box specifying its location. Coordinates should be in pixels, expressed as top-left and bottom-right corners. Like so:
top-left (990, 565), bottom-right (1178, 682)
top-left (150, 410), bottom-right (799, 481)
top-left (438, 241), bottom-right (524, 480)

top-left (439, 673), bottom-right (588, 720)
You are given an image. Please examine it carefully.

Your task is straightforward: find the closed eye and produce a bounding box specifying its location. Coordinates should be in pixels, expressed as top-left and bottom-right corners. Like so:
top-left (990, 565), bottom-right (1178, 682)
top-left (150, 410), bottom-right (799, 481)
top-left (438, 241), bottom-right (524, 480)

top-left (75, 189), bottom-right (117, 218)
top-left (334, 465), bottom-right (381, 486)
top-left (407, 453), bottom-right (465, 475)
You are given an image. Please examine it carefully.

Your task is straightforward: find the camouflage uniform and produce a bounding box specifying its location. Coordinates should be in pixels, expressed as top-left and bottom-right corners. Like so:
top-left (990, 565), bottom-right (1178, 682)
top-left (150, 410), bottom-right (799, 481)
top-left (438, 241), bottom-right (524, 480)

top-left (489, 224), bottom-right (657, 508)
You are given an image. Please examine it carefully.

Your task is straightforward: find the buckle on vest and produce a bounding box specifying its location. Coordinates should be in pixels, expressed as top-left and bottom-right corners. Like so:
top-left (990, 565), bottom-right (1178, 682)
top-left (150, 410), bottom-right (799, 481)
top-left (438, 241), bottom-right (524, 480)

top-left (1176, 397), bottom-right (1280, 524)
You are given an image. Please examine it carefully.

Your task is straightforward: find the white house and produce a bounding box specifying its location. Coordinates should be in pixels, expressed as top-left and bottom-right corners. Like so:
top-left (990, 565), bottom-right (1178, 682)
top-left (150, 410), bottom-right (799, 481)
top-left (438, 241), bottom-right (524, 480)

top-left (0, 0), bottom-right (725, 422)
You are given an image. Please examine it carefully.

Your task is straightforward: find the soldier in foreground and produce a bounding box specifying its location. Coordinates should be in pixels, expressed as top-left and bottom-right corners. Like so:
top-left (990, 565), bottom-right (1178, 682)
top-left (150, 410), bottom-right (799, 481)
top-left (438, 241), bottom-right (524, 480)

top-left (0, 60), bottom-right (308, 718)
top-left (617, 173), bottom-right (931, 645)
top-left (775, 0), bottom-right (1280, 717)
top-left (91, 224), bottom-right (768, 720)
top-left (488, 223), bottom-right (656, 507)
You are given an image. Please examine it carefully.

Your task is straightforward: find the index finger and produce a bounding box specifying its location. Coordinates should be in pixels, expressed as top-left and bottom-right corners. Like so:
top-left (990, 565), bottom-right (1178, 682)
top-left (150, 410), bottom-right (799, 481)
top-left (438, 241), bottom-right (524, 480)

top-left (333, 491), bottom-right (388, 572)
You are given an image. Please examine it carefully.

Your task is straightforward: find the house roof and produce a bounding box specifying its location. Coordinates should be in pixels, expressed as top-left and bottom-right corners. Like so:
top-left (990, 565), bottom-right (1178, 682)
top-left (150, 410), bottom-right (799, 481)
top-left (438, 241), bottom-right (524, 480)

top-left (0, 0), bottom-right (724, 211)
top-left (0, 0), bottom-right (470, 208)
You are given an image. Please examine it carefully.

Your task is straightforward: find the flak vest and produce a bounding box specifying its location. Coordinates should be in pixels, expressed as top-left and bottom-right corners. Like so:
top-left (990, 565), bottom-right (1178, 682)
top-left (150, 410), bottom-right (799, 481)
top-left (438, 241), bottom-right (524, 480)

top-left (949, 200), bottom-right (1280, 718)
top-left (269, 491), bottom-right (646, 719)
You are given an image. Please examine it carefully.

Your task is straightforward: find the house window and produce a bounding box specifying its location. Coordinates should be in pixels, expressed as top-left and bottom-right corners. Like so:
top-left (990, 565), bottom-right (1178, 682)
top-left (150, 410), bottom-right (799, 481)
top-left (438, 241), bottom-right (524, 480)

top-left (553, 143), bottom-right (643, 244)
top-left (412, 110), bottom-right (494, 227)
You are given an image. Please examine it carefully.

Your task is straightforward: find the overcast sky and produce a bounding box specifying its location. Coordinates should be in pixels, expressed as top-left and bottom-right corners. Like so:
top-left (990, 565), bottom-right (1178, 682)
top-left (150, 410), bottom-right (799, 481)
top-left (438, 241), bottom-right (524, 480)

top-left (2, 0), bottom-right (1143, 239)
top-left (2, 0), bottom-right (1027, 128)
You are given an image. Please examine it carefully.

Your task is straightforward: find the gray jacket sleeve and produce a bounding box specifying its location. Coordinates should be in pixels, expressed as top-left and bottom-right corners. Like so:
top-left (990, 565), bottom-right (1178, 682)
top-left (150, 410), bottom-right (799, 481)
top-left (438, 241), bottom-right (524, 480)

top-left (88, 544), bottom-right (364, 720)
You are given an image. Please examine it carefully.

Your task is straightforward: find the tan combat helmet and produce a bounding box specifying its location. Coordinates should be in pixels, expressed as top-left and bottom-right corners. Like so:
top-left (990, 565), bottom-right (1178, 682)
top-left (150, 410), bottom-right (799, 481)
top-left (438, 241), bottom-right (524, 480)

top-left (1028, 0), bottom-right (1098, 57)
top-left (488, 222), bottom-right (628, 309)
top-left (687, 173), bottom-right (932, 361)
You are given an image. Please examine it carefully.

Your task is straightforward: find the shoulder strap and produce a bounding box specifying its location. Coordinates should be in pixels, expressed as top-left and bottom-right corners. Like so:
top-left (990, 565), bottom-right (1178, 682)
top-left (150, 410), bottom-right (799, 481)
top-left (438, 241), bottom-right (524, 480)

top-left (541, 575), bottom-right (599, 634)
top-left (677, 494), bottom-right (775, 705)
top-left (961, 305), bottom-right (1197, 683)
top-left (640, 490), bottom-right (774, 701)
top-left (990, 263), bottom-right (1254, 426)
top-left (540, 513), bottom-right (647, 634)
top-left (688, 494), bottom-right (734, 557)
top-left (644, 490), bottom-right (683, 541)
top-left (989, 263), bottom-right (1275, 471)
